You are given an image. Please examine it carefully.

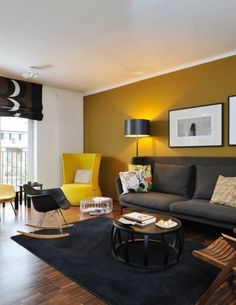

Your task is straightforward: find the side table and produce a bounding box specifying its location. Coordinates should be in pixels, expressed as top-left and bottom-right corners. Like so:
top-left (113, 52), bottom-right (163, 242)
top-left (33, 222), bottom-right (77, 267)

top-left (80, 197), bottom-right (113, 215)
top-left (16, 182), bottom-right (43, 208)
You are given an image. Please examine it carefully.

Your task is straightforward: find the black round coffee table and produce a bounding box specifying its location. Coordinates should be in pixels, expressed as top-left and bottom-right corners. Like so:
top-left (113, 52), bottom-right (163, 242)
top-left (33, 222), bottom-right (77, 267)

top-left (111, 213), bottom-right (184, 268)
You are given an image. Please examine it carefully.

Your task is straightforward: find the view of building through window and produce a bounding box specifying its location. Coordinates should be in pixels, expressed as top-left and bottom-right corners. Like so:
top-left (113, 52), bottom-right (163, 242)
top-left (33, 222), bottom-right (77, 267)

top-left (0, 117), bottom-right (28, 187)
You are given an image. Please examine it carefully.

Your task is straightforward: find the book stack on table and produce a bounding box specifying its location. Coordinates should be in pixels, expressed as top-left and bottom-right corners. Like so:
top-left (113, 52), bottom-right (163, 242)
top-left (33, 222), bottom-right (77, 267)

top-left (119, 212), bottom-right (156, 226)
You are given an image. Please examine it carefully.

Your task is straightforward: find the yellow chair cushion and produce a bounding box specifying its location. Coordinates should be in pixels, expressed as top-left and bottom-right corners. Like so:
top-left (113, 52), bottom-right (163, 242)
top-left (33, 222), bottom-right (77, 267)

top-left (61, 184), bottom-right (101, 205)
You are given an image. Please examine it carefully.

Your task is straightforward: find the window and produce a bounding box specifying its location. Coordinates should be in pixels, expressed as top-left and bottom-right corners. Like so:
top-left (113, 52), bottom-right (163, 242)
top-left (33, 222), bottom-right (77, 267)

top-left (0, 117), bottom-right (35, 188)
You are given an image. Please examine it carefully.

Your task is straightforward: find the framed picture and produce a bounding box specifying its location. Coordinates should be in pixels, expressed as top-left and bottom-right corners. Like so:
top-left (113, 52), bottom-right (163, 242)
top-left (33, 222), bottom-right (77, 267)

top-left (228, 95), bottom-right (236, 146)
top-left (168, 103), bottom-right (223, 147)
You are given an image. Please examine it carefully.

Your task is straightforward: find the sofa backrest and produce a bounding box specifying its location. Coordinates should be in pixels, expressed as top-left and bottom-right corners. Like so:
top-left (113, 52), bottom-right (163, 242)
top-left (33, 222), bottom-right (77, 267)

top-left (132, 156), bottom-right (236, 199)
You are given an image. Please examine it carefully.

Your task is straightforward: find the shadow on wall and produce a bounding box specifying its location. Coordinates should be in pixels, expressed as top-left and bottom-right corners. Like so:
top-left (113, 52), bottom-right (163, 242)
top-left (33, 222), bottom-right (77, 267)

top-left (99, 156), bottom-right (127, 200)
top-left (151, 120), bottom-right (168, 139)
top-left (151, 120), bottom-right (169, 155)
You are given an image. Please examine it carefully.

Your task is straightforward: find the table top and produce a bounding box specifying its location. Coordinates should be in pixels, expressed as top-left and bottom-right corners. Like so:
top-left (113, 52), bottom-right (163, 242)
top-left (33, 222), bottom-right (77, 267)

top-left (19, 182), bottom-right (42, 187)
top-left (113, 212), bottom-right (182, 235)
top-left (81, 196), bottom-right (112, 202)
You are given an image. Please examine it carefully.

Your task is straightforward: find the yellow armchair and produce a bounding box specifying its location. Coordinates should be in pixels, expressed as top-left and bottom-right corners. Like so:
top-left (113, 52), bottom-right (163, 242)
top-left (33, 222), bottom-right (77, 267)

top-left (61, 153), bottom-right (102, 205)
top-left (0, 184), bottom-right (16, 220)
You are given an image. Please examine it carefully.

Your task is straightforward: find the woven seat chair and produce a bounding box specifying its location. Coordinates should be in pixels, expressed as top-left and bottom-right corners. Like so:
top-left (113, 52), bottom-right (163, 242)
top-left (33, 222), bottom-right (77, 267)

top-left (192, 230), bottom-right (236, 305)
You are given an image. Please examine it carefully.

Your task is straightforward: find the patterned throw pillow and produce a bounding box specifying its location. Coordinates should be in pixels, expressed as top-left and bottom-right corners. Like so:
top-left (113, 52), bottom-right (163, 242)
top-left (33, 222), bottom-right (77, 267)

top-left (128, 164), bottom-right (152, 191)
top-left (119, 171), bottom-right (147, 194)
top-left (210, 175), bottom-right (236, 208)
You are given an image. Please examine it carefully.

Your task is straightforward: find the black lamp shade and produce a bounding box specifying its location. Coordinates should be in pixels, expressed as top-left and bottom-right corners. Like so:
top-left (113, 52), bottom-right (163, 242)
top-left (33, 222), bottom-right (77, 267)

top-left (124, 119), bottom-right (150, 137)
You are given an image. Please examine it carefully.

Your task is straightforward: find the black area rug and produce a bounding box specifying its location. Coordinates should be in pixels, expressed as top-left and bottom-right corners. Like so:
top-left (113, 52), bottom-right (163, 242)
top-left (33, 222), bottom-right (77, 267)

top-left (11, 217), bottom-right (218, 305)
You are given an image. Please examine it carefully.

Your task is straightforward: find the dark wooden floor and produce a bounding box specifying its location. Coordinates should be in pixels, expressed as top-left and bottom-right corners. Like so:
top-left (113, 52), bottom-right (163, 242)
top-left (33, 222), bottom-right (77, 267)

top-left (0, 201), bottom-right (235, 305)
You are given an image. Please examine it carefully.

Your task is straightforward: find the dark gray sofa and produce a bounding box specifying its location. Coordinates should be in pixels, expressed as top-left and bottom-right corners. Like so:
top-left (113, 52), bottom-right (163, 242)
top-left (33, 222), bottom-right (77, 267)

top-left (116, 156), bottom-right (236, 230)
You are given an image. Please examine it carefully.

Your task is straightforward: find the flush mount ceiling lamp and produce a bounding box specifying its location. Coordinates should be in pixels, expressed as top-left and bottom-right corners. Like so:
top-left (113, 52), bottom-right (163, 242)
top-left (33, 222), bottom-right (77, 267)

top-left (22, 67), bottom-right (39, 79)
top-left (124, 119), bottom-right (150, 156)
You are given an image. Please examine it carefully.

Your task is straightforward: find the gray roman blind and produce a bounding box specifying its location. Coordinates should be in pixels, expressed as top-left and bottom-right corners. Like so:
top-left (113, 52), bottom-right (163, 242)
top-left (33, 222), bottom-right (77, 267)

top-left (0, 76), bottom-right (43, 120)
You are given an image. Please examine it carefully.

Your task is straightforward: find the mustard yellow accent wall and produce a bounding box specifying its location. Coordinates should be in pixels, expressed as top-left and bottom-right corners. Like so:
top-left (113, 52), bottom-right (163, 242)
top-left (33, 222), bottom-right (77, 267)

top-left (84, 55), bottom-right (236, 199)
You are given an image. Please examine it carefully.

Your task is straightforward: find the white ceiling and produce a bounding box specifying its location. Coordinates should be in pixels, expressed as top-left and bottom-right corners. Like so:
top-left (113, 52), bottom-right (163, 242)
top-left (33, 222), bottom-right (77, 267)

top-left (1, 0), bottom-right (236, 95)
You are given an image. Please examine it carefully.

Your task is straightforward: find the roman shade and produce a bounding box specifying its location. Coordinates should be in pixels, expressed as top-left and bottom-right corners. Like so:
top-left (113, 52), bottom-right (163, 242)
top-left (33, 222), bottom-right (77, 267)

top-left (0, 76), bottom-right (43, 120)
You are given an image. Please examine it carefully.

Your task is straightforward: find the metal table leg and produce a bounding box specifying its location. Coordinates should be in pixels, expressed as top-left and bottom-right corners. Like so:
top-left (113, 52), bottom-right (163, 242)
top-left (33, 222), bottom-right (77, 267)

top-left (14, 192), bottom-right (19, 210)
top-left (144, 234), bottom-right (149, 266)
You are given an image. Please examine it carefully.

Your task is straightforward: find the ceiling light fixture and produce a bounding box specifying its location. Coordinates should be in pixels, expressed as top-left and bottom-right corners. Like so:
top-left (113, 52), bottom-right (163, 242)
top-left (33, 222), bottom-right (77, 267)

top-left (22, 67), bottom-right (39, 79)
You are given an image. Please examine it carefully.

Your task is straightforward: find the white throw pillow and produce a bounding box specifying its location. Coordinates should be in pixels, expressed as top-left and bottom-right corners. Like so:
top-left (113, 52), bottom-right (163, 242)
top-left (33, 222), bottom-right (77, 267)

top-left (74, 169), bottom-right (92, 183)
top-left (119, 171), bottom-right (147, 194)
top-left (210, 175), bottom-right (236, 208)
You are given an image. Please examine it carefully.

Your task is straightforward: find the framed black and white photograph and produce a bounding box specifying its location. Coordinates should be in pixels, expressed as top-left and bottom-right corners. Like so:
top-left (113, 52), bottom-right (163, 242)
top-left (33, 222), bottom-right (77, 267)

top-left (228, 95), bottom-right (236, 146)
top-left (169, 103), bottom-right (223, 147)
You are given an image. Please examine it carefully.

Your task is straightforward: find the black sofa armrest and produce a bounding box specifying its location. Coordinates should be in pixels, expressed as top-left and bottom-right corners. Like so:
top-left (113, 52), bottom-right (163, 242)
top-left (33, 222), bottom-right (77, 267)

top-left (115, 177), bottom-right (123, 197)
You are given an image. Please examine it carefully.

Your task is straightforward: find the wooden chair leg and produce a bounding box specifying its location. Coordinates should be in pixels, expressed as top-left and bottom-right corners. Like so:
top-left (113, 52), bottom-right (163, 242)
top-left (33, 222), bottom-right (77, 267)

top-left (228, 274), bottom-right (235, 291)
top-left (197, 254), bottom-right (236, 305)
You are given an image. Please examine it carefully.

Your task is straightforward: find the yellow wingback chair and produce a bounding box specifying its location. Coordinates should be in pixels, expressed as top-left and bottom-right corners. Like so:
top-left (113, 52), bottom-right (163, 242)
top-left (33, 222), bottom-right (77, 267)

top-left (61, 153), bottom-right (102, 205)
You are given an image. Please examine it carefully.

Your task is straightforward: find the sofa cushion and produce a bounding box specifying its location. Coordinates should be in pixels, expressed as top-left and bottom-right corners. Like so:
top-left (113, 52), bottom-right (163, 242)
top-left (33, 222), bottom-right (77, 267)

top-left (193, 165), bottom-right (236, 199)
top-left (152, 163), bottom-right (192, 197)
top-left (169, 199), bottom-right (236, 224)
top-left (210, 175), bottom-right (236, 208)
top-left (120, 192), bottom-right (188, 211)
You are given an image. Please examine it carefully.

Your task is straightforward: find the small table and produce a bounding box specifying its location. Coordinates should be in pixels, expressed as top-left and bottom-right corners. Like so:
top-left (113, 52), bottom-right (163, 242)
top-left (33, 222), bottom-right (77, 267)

top-left (80, 197), bottom-right (113, 215)
top-left (111, 213), bottom-right (184, 268)
top-left (15, 182), bottom-right (43, 209)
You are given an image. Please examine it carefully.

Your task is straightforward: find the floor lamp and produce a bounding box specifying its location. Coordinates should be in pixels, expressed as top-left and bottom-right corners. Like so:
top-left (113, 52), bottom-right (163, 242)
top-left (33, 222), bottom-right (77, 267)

top-left (124, 119), bottom-right (150, 156)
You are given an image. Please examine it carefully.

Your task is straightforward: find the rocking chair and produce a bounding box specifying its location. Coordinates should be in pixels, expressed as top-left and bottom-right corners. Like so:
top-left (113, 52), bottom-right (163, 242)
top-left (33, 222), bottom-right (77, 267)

top-left (17, 185), bottom-right (73, 239)
top-left (192, 229), bottom-right (236, 305)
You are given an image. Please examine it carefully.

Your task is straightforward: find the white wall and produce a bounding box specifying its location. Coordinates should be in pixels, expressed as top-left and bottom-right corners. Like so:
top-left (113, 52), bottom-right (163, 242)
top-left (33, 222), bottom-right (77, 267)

top-left (36, 86), bottom-right (83, 188)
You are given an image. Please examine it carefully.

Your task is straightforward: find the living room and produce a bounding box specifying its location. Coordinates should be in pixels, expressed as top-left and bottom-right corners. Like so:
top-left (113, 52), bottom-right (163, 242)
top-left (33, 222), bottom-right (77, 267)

top-left (0, 1), bottom-right (236, 305)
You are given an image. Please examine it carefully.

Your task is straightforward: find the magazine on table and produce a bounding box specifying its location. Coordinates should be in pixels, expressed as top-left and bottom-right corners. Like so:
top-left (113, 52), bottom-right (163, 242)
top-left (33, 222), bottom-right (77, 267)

top-left (122, 212), bottom-right (156, 225)
top-left (118, 216), bottom-right (156, 226)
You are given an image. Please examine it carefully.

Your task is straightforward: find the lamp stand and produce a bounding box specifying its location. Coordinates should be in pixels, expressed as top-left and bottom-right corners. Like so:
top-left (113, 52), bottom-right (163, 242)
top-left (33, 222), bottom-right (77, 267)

top-left (136, 137), bottom-right (139, 157)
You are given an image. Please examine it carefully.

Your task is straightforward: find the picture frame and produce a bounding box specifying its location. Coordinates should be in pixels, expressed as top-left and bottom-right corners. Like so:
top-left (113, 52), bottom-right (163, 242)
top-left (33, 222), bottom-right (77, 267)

top-left (228, 95), bottom-right (236, 146)
top-left (168, 103), bottom-right (223, 147)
